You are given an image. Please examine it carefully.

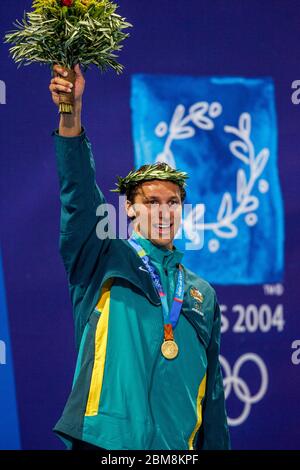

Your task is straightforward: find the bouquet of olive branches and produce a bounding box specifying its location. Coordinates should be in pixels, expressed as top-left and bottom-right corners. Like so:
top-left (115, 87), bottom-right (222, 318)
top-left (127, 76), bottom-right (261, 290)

top-left (4, 0), bottom-right (132, 113)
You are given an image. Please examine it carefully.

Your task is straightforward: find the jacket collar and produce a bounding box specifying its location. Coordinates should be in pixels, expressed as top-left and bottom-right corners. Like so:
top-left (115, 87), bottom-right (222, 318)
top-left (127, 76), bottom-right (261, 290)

top-left (131, 229), bottom-right (184, 269)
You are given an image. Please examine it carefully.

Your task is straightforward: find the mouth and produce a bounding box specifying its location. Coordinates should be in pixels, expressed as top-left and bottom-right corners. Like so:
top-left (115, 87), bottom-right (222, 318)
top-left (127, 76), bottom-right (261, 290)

top-left (152, 223), bottom-right (173, 236)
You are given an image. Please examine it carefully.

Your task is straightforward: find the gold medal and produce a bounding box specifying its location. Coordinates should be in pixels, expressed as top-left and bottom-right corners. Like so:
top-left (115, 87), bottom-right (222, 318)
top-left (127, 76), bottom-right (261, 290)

top-left (161, 339), bottom-right (179, 360)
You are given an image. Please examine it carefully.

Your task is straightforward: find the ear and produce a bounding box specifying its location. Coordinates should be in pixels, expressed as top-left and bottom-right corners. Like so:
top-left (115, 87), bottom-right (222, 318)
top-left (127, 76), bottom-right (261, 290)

top-left (125, 199), bottom-right (136, 219)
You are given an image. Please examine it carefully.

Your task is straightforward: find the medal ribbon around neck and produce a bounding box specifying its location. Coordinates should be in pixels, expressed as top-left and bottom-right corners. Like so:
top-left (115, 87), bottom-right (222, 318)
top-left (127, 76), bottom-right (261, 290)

top-left (128, 234), bottom-right (184, 359)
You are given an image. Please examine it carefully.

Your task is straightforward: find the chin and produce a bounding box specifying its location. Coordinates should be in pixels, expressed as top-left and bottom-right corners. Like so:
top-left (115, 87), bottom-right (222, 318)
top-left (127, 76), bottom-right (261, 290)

top-left (152, 237), bottom-right (170, 244)
top-left (148, 226), bottom-right (177, 248)
top-left (150, 236), bottom-right (174, 249)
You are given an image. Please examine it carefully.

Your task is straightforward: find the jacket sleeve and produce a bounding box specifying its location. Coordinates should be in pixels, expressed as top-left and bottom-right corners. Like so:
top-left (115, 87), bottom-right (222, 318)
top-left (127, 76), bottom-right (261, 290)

top-left (52, 126), bottom-right (111, 287)
top-left (196, 292), bottom-right (231, 450)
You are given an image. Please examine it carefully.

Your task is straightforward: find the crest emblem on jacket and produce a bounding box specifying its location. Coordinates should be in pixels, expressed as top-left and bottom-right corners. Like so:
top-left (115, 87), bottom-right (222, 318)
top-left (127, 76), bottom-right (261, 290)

top-left (190, 287), bottom-right (204, 316)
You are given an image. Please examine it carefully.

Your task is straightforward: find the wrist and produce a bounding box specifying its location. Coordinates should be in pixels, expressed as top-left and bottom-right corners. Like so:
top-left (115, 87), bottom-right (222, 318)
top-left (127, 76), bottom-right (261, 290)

top-left (72, 100), bottom-right (82, 115)
top-left (59, 106), bottom-right (82, 137)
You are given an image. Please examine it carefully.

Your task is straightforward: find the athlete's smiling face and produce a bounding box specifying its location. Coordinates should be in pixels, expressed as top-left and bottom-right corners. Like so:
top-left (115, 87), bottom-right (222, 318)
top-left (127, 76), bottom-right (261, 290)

top-left (125, 180), bottom-right (183, 250)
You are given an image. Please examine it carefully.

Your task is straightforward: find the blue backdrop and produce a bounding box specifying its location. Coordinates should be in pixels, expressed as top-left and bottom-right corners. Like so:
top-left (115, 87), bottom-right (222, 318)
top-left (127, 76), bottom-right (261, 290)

top-left (0, 0), bottom-right (299, 450)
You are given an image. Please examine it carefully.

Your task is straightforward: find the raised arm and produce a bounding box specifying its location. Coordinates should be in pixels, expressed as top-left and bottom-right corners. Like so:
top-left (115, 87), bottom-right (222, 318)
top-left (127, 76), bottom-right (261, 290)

top-left (49, 64), bottom-right (111, 287)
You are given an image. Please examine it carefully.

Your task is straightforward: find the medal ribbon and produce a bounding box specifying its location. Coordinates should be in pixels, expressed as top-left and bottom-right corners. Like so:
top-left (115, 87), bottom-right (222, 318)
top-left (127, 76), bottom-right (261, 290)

top-left (128, 235), bottom-right (184, 330)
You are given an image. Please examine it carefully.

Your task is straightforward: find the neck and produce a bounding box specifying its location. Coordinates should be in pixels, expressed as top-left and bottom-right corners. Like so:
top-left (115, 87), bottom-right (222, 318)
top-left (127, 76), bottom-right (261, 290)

top-left (153, 240), bottom-right (174, 251)
top-left (165, 240), bottom-right (174, 250)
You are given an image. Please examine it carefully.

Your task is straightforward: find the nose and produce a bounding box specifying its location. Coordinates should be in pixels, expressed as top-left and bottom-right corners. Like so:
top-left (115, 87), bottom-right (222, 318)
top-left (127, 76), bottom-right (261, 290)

top-left (159, 206), bottom-right (172, 219)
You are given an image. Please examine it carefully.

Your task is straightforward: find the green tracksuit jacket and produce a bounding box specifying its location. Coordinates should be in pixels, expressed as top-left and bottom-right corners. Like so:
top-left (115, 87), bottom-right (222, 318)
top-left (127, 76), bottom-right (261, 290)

top-left (51, 126), bottom-right (230, 450)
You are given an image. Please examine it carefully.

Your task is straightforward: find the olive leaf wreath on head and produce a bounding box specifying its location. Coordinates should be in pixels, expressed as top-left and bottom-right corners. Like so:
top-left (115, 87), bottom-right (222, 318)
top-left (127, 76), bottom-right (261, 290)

top-left (110, 162), bottom-right (189, 196)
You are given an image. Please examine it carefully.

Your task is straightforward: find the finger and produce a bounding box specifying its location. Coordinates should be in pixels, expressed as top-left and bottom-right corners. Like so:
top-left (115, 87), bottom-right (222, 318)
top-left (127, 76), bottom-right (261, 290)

top-left (74, 63), bottom-right (83, 77)
top-left (49, 83), bottom-right (72, 93)
top-left (53, 64), bottom-right (68, 76)
top-left (53, 64), bottom-right (68, 77)
top-left (51, 77), bottom-right (73, 87)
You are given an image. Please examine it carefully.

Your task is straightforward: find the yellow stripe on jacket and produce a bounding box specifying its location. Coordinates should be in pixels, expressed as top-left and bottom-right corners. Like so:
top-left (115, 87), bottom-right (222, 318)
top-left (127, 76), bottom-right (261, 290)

top-left (188, 373), bottom-right (207, 450)
top-left (85, 278), bottom-right (114, 416)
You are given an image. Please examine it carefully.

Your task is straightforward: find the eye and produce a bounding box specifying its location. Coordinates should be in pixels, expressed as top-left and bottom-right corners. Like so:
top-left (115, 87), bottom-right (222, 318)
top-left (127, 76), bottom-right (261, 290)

top-left (169, 200), bottom-right (179, 206)
top-left (148, 200), bottom-right (159, 205)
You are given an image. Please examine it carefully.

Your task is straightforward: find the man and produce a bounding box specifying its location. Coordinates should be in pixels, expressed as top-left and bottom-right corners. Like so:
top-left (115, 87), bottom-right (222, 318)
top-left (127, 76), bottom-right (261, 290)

top-left (49, 64), bottom-right (230, 450)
